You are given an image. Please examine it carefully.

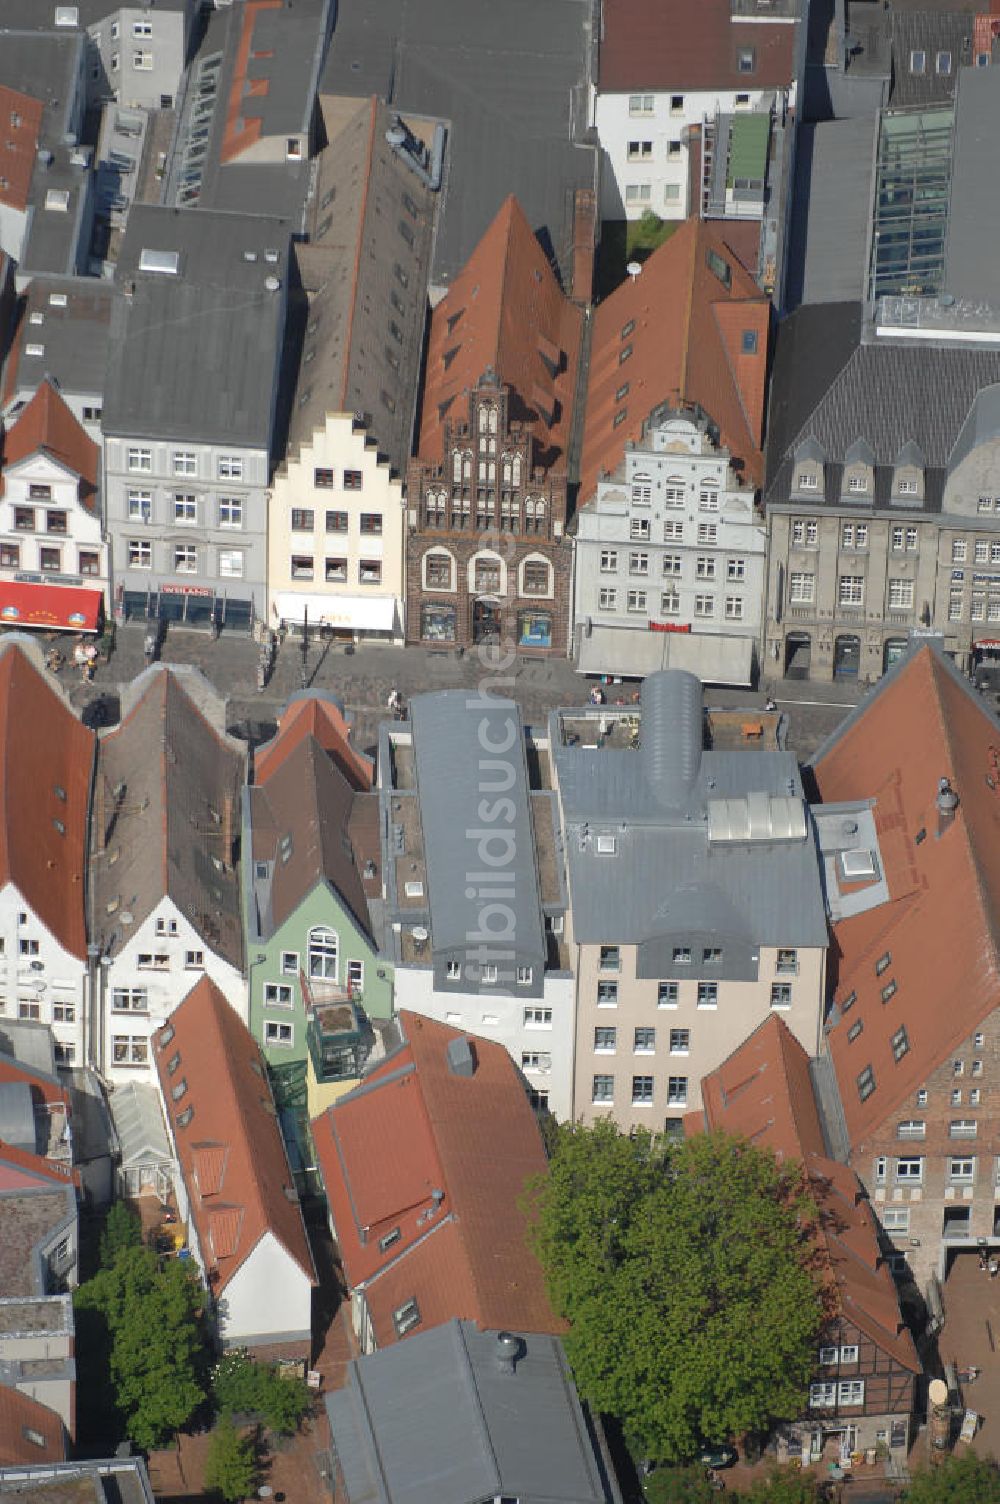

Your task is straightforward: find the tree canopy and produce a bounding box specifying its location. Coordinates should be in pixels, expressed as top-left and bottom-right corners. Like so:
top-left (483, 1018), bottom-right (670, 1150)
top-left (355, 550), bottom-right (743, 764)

top-left (212, 1349), bottom-right (311, 1435)
top-left (905, 1453), bottom-right (1000, 1504)
top-left (527, 1122), bottom-right (824, 1463)
top-left (204, 1416), bottom-right (258, 1503)
top-left (75, 1245), bottom-right (207, 1450)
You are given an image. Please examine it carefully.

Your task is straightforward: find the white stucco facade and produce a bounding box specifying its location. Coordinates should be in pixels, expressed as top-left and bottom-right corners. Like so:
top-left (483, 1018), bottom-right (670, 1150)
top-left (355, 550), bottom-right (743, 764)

top-left (573, 409), bottom-right (766, 681)
top-left (268, 412), bottom-right (406, 642)
top-left (593, 86), bottom-right (785, 220)
top-left (98, 898), bottom-right (245, 1083)
top-left (215, 1231), bottom-right (314, 1352)
top-left (0, 881), bottom-right (89, 1070)
top-left (0, 448), bottom-right (108, 609)
top-left (391, 961), bottom-right (576, 1120)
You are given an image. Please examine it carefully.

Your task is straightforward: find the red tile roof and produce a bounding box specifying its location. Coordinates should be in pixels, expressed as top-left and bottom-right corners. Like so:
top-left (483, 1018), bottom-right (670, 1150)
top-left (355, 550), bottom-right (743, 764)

top-left (0, 645), bottom-right (93, 959)
top-left (598, 0), bottom-right (798, 92)
top-left (254, 693), bottom-right (372, 789)
top-left (154, 978), bottom-right (316, 1295)
top-left (812, 646), bottom-right (1000, 1147)
top-left (312, 1011), bottom-right (563, 1346)
top-left (2, 379), bottom-right (99, 508)
top-left (0, 1386), bottom-right (65, 1465)
top-left (698, 1017), bottom-right (920, 1374)
top-left (579, 218), bottom-right (770, 499)
top-left (416, 195), bottom-right (583, 467)
top-left (0, 89), bottom-right (43, 214)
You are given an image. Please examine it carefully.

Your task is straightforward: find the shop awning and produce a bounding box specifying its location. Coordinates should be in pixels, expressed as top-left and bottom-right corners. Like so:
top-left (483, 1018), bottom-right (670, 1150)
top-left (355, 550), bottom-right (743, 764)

top-left (0, 581), bottom-right (103, 633)
top-left (577, 625), bottom-right (754, 685)
top-left (274, 592), bottom-right (398, 633)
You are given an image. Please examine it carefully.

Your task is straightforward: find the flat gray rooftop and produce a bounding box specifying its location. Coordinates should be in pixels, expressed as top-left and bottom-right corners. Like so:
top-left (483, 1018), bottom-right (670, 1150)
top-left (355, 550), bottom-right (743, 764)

top-left (321, 0), bottom-right (596, 289)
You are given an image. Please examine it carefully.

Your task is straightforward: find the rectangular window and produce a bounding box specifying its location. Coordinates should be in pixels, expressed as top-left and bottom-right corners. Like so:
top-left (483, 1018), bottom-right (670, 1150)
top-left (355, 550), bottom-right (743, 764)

top-left (661, 591), bottom-right (680, 616)
top-left (112, 1036), bottom-right (149, 1065)
top-left (632, 1074), bottom-right (654, 1104)
top-left (895, 1157), bottom-right (922, 1180)
top-left (172, 451), bottom-right (196, 477)
top-left (592, 1074), bottom-right (614, 1102)
top-left (697, 523), bottom-right (717, 545)
top-left (694, 594), bottom-right (714, 617)
top-left (897, 1120), bottom-right (926, 1139)
top-left (599, 945), bottom-right (620, 971)
top-left (658, 982), bottom-right (679, 1008)
top-left (881, 1206), bottom-right (910, 1232)
top-left (594, 1025), bottom-right (617, 1053)
top-left (950, 1119), bottom-right (978, 1138)
top-left (280, 952), bottom-right (299, 975)
top-left (127, 447), bottom-right (151, 472)
top-left (265, 1021), bottom-right (293, 1047)
top-left (291, 508), bottom-right (315, 532)
top-left (174, 494), bottom-right (197, 525)
top-left (695, 555), bottom-right (716, 580)
top-left (174, 544), bottom-right (197, 574)
top-left (627, 590), bottom-right (647, 613)
top-left (128, 538), bottom-right (152, 568)
top-left (514, 965), bottom-right (532, 986)
top-left (725, 596), bottom-right (744, 621)
top-left (39, 547), bottom-right (60, 573)
top-left (950, 1157), bottom-right (975, 1181)
top-left (858, 1065), bottom-right (876, 1101)
top-left (264, 983), bottom-right (293, 1007)
top-left (524, 1007), bottom-right (552, 1027)
top-left (789, 572), bottom-right (815, 604)
top-left (634, 1026), bottom-right (655, 1054)
top-left (771, 983), bottom-right (792, 1010)
top-left (344, 470), bottom-right (363, 491)
top-left (703, 948), bottom-right (722, 965)
top-left (697, 982), bottom-right (718, 1008)
top-left (838, 1381), bottom-right (864, 1406)
top-left (600, 549), bottom-right (618, 572)
top-left (127, 489), bottom-right (152, 521)
top-left (597, 980), bottom-right (618, 1006)
top-left (359, 559), bottom-right (382, 584)
top-left (521, 1051), bottom-right (551, 1073)
top-left (630, 517), bottom-right (650, 540)
top-left (599, 588), bottom-right (617, 610)
top-left (662, 554), bottom-right (682, 576)
top-left (628, 94), bottom-right (654, 114)
top-left (838, 576), bottom-right (864, 605)
top-left (776, 949), bottom-right (798, 975)
top-left (0, 544), bottom-right (19, 568)
top-left (792, 519), bottom-right (818, 546)
top-left (667, 1075), bottom-right (688, 1106)
top-left (888, 578), bottom-right (914, 610)
top-left (629, 551), bottom-right (649, 575)
top-left (314, 468), bottom-right (334, 489)
top-left (727, 557), bottom-right (746, 581)
top-left (669, 1028), bottom-right (689, 1054)
top-left (360, 512), bottom-right (383, 535)
top-left (218, 456), bottom-right (243, 480)
top-left (810, 1384), bottom-right (836, 1409)
top-left (111, 987), bottom-right (147, 1013)
top-left (953, 539), bottom-right (968, 562)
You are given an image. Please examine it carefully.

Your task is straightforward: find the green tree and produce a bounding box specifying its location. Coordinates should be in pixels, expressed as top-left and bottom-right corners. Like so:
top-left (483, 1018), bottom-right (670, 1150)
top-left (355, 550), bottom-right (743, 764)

top-left (905, 1453), bottom-right (1000, 1504)
top-left (212, 1350), bottom-right (311, 1435)
top-left (75, 1246), bottom-right (207, 1450)
top-left (99, 1201), bottom-right (142, 1269)
top-left (526, 1124), bottom-right (824, 1463)
top-left (204, 1416), bottom-right (258, 1502)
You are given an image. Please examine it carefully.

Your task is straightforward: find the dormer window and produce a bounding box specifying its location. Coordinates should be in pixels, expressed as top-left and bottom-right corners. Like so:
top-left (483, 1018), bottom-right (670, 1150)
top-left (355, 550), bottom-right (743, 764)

top-left (847, 473), bottom-right (868, 493)
top-left (797, 472), bottom-right (818, 491)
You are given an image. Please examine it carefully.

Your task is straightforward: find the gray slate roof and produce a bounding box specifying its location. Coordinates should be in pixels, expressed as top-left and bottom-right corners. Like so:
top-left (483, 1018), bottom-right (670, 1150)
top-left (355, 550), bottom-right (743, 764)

top-left (783, 118), bottom-right (875, 310)
top-left (551, 673), bottom-right (829, 949)
top-left (248, 734), bottom-right (372, 942)
top-left (764, 302), bottom-right (1000, 505)
top-left (3, 276), bottom-right (115, 407)
top-left (90, 667), bottom-right (246, 967)
top-left (944, 66), bottom-right (1000, 304)
top-left (321, 0), bottom-right (596, 289)
top-left (326, 1319), bottom-right (614, 1504)
top-left (889, 10), bottom-right (972, 108)
top-left (408, 691), bottom-right (546, 965)
top-left (103, 205), bottom-right (290, 447)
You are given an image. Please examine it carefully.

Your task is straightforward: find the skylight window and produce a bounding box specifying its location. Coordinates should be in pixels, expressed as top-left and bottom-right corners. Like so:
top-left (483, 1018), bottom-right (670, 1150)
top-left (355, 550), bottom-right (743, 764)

top-left (139, 247), bottom-right (180, 275)
top-left (44, 189), bottom-right (70, 212)
top-left (840, 848), bottom-right (877, 881)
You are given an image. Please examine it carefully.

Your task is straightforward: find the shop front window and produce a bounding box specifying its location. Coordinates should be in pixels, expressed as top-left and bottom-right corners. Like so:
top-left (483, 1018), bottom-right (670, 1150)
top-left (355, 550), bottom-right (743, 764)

top-left (421, 603), bottom-right (456, 643)
top-left (518, 609), bottom-right (552, 648)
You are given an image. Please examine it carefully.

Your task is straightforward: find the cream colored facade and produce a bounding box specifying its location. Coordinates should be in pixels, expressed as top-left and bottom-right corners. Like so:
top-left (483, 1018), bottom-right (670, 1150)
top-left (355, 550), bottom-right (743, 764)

top-left (573, 941), bottom-right (827, 1132)
top-left (268, 413), bottom-right (406, 642)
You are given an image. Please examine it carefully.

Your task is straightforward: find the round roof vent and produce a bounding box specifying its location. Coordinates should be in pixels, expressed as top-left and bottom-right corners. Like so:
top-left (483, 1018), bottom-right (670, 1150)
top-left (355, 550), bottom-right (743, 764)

top-left (626, 260), bottom-right (642, 280)
top-left (411, 925), bottom-right (429, 943)
top-left (264, 274), bottom-right (281, 293)
top-left (385, 124), bottom-right (407, 148)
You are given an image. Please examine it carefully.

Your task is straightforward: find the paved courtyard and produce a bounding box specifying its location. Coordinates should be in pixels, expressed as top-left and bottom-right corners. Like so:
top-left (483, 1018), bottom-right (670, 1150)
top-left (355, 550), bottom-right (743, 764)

top-left (940, 1250), bottom-right (1000, 1457)
top-left (59, 621), bottom-right (868, 761)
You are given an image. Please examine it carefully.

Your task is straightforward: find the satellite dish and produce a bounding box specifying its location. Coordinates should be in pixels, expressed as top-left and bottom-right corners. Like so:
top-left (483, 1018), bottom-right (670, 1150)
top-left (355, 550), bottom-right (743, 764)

top-left (412, 926), bottom-right (429, 943)
top-left (929, 1378), bottom-right (949, 1407)
top-left (33, 979), bottom-right (47, 994)
top-left (626, 260), bottom-right (642, 281)
top-left (120, 910), bottom-right (134, 926)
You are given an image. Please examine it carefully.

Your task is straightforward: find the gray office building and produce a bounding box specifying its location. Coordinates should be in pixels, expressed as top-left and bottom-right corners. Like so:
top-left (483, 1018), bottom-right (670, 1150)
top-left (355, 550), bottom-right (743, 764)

top-left (102, 205), bottom-right (291, 630)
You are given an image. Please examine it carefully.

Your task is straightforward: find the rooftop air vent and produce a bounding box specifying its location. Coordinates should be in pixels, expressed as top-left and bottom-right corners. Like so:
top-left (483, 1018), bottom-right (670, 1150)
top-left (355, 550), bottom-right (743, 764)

top-left (44, 189), bottom-right (69, 212)
top-left (264, 274), bottom-right (281, 292)
top-left (446, 1035), bottom-right (475, 1078)
top-left (494, 1331), bottom-right (523, 1375)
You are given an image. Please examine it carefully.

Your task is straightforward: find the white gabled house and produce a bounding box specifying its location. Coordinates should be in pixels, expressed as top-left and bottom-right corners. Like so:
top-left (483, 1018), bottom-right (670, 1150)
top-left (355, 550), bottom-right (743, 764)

top-left (89, 665), bottom-right (246, 1081)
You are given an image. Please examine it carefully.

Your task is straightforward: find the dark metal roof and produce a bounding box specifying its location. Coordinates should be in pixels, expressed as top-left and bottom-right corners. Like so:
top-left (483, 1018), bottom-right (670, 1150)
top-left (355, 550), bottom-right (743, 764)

top-left (320, 0), bottom-right (596, 290)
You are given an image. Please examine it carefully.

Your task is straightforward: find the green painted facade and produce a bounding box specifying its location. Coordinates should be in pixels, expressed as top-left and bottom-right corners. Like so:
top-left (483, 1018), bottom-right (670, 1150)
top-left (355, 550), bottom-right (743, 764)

top-left (246, 881), bottom-right (394, 1075)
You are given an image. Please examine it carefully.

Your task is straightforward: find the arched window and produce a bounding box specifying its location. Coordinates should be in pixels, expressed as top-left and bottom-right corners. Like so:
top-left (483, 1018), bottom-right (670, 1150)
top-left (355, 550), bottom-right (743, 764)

top-left (502, 456), bottom-right (512, 485)
top-left (424, 550), bottom-right (454, 591)
top-left (308, 926), bottom-right (338, 981)
top-left (512, 455), bottom-right (522, 487)
top-left (479, 405), bottom-right (494, 434)
top-left (452, 449), bottom-right (462, 482)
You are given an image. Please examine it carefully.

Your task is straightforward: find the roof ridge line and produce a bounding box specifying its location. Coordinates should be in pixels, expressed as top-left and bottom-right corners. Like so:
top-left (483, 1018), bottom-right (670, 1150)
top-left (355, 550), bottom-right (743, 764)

top-left (337, 96), bottom-right (379, 411)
